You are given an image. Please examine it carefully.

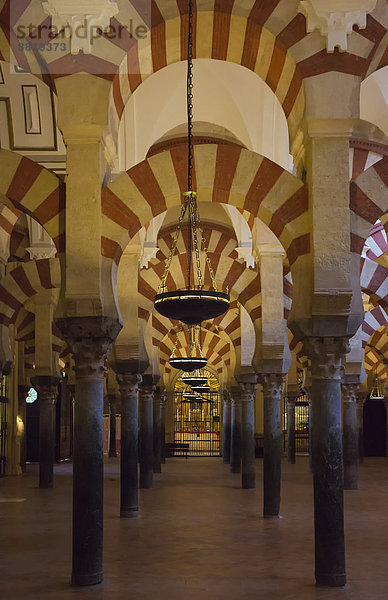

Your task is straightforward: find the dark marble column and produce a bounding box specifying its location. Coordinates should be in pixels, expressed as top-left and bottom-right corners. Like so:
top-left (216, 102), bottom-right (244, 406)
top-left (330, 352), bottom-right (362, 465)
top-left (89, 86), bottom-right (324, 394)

top-left (384, 397), bottom-right (388, 458)
top-left (116, 372), bottom-right (141, 518)
top-left (342, 383), bottom-right (359, 490)
top-left (56, 316), bottom-right (121, 587)
top-left (230, 387), bottom-right (242, 474)
top-left (260, 374), bottom-right (284, 518)
top-left (357, 392), bottom-right (365, 464)
top-left (305, 337), bottom-right (348, 588)
top-left (161, 393), bottom-right (167, 464)
top-left (139, 377), bottom-right (155, 488)
top-left (108, 394), bottom-right (117, 457)
top-left (239, 382), bottom-right (257, 489)
top-left (222, 390), bottom-right (232, 464)
top-left (17, 385), bottom-right (29, 473)
top-left (31, 376), bottom-right (59, 489)
top-left (153, 387), bottom-right (162, 474)
top-left (286, 394), bottom-right (297, 464)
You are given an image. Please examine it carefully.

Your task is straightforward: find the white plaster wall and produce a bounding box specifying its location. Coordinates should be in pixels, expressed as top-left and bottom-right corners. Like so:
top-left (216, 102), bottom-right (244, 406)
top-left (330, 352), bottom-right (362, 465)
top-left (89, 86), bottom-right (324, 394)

top-left (361, 67), bottom-right (388, 136)
top-left (118, 59), bottom-right (292, 171)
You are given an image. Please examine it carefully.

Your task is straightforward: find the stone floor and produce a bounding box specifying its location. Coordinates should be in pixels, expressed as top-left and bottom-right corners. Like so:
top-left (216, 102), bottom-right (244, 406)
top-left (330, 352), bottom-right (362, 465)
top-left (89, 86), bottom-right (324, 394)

top-left (1, 456), bottom-right (388, 600)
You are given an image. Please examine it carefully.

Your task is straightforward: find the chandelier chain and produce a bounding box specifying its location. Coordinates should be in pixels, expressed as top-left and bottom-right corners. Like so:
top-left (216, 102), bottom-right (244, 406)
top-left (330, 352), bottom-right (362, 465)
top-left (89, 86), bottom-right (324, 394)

top-left (187, 0), bottom-right (194, 192)
top-left (159, 200), bottom-right (188, 292)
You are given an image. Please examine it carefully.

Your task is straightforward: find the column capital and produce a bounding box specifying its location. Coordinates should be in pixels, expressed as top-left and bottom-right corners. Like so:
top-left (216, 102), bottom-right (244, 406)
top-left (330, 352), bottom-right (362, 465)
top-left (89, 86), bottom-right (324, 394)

top-left (139, 384), bottom-right (155, 402)
top-left (116, 372), bottom-right (142, 395)
top-left (222, 390), bottom-right (232, 405)
top-left (259, 373), bottom-right (285, 396)
top-left (239, 382), bottom-right (257, 402)
top-left (341, 383), bottom-right (359, 403)
top-left (31, 376), bottom-right (60, 404)
top-left (56, 316), bottom-right (121, 380)
top-left (303, 337), bottom-right (350, 380)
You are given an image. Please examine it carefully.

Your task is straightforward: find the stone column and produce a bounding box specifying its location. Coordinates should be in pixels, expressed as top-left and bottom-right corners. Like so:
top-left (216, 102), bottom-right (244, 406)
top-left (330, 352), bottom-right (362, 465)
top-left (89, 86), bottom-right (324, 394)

top-left (17, 385), bottom-right (29, 473)
top-left (161, 393), bottom-right (167, 464)
top-left (239, 383), bottom-right (257, 489)
top-left (139, 378), bottom-right (154, 488)
top-left (31, 376), bottom-right (59, 489)
top-left (153, 387), bottom-right (162, 474)
top-left (305, 337), bottom-right (348, 588)
top-left (342, 383), bottom-right (359, 490)
top-left (222, 390), bottom-right (232, 464)
top-left (56, 316), bottom-right (121, 587)
top-left (116, 372), bottom-right (141, 518)
top-left (261, 374), bottom-right (284, 517)
top-left (357, 392), bottom-right (365, 463)
top-left (383, 397), bottom-right (388, 458)
top-left (286, 393), bottom-right (297, 464)
top-left (230, 387), bottom-right (242, 474)
top-left (108, 395), bottom-right (117, 458)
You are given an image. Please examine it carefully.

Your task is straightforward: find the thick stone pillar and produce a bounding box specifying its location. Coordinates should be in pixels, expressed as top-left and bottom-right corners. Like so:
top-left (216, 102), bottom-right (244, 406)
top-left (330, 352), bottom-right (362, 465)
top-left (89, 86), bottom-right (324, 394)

top-left (222, 391), bottom-right (232, 464)
top-left (357, 392), bottom-right (365, 463)
top-left (116, 372), bottom-right (141, 518)
top-left (31, 376), bottom-right (59, 489)
top-left (230, 387), bottom-right (242, 474)
top-left (139, 378), bottom-right (154, 488)
top-left (153, 388), bottom-right (162, 474)
top-left (305, 337), bottom-right (348, 588)
top-left (239, 383), bottom-right (257, 489)
top-left (342, 383), bottom-right (359, 490)
top-left (261, 374), bottom-right (284, 517)
top-left (286, 393), bottom-right (297, 464)
top-left (108, 395), bottom-right (117, 458)
top-left (56, 316), bottom-right (121, 587)
top-left (17, 385), bottom-right (28, 473)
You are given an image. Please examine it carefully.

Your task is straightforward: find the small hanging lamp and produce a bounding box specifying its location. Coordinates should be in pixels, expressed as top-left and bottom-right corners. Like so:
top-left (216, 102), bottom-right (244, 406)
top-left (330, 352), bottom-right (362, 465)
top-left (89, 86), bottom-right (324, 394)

top-left (154, 0), bottom-right (230, 325)
top-left (191, 384), bottom-right (211, 394)
top-left (370, 365), bottom-right (384, 400)
top-left (169, 326), bottom-right (208, 372)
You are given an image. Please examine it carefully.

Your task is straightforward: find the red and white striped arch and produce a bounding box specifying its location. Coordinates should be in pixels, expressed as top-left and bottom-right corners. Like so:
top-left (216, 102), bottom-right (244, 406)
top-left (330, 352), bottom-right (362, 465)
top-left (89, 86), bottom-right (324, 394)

top-left (0, 150), bottom-right (65, 253)
top-left (350, 156), bottom-right (388, 255)
top-left (0, 257), bottom-right (61, 327)
top-left (102, 142), bottom-right (309, 275)
top-left (360, 257), bottom-right (388, 309)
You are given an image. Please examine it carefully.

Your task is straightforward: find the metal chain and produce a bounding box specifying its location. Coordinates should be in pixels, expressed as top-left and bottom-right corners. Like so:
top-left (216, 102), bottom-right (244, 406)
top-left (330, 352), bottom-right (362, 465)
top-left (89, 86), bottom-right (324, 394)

top-left (189, 195), bottom-right (203, 288)
top-left (196, 212), bottom-right (218, 291)
top-left (158, 200), bottom-right (188, 293)
top-left (187, 0), bottom-right (194, 192)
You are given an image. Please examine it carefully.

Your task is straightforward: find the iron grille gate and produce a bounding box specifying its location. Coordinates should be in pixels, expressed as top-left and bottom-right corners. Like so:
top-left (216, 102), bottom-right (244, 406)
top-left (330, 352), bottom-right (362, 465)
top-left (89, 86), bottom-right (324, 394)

top-left (174, 391), bottom-right (221, 456)
top-left (283, 395), bottom-right (310, 455)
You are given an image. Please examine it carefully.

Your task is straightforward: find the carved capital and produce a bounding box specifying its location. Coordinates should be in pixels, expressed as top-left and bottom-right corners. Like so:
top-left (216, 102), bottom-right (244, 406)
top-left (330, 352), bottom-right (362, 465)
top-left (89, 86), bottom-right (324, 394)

top-left (71, 338), bottom-right (112, 379)
top-left (222, 389), bottom-right (231, 405)
top-left (116, 372), bottom-right (142, 396)
top-left (303, 337), bottom-right (350, 380)
top-left (259, 373), bottom-right (285, 398)
top-left (56, 316), bottom-right (121, 380)
top-left (31, 376), bottom-right (60, 405)
top-left (239, 382), bottom-right (257, 402)
top-left (139, 384), bottom-right (155, 403)
top-left (342, 383), bottom-right (359, 403)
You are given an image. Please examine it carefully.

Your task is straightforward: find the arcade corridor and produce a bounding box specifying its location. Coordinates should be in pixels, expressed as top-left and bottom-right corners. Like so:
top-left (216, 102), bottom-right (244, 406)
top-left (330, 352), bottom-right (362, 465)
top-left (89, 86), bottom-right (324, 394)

top-left (1, 457), bottom-right (387, 600)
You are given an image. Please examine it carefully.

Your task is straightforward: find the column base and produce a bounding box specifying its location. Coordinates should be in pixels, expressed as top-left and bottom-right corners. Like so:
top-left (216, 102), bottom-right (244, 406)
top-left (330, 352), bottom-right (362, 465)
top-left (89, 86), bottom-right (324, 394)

top-left (242, 476), bottom-right (255, 489)
top-left (263, 513), bottom-right (280, 519)
top-left (288, 457), bottom-right (296, 464)
top-left (108, 451), bottom-right (117, 458)
top-left (71, 571), bottom-right (103, 587)
top-left (315, 573), bottom-right (346, 587)
top-left (120, 507), bottom-right (138, 518)
top-left (39, 481), bottom-right (53, 489)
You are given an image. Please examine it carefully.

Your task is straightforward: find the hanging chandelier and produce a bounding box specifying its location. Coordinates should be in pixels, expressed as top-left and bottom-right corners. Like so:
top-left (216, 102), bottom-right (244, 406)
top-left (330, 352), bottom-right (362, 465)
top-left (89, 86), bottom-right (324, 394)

top-left (191, 384), bottom-right (211, 394)
top-left (169, 326), bottom-right (208, 372)
top-left (153, 0), bottom-right (230, 326)
top-left (370, 367), bottom-right (384, 400)
top-left (182, 392), bottom-right (202, 403)
top-left (183, 370), bottom-right (208, 387)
